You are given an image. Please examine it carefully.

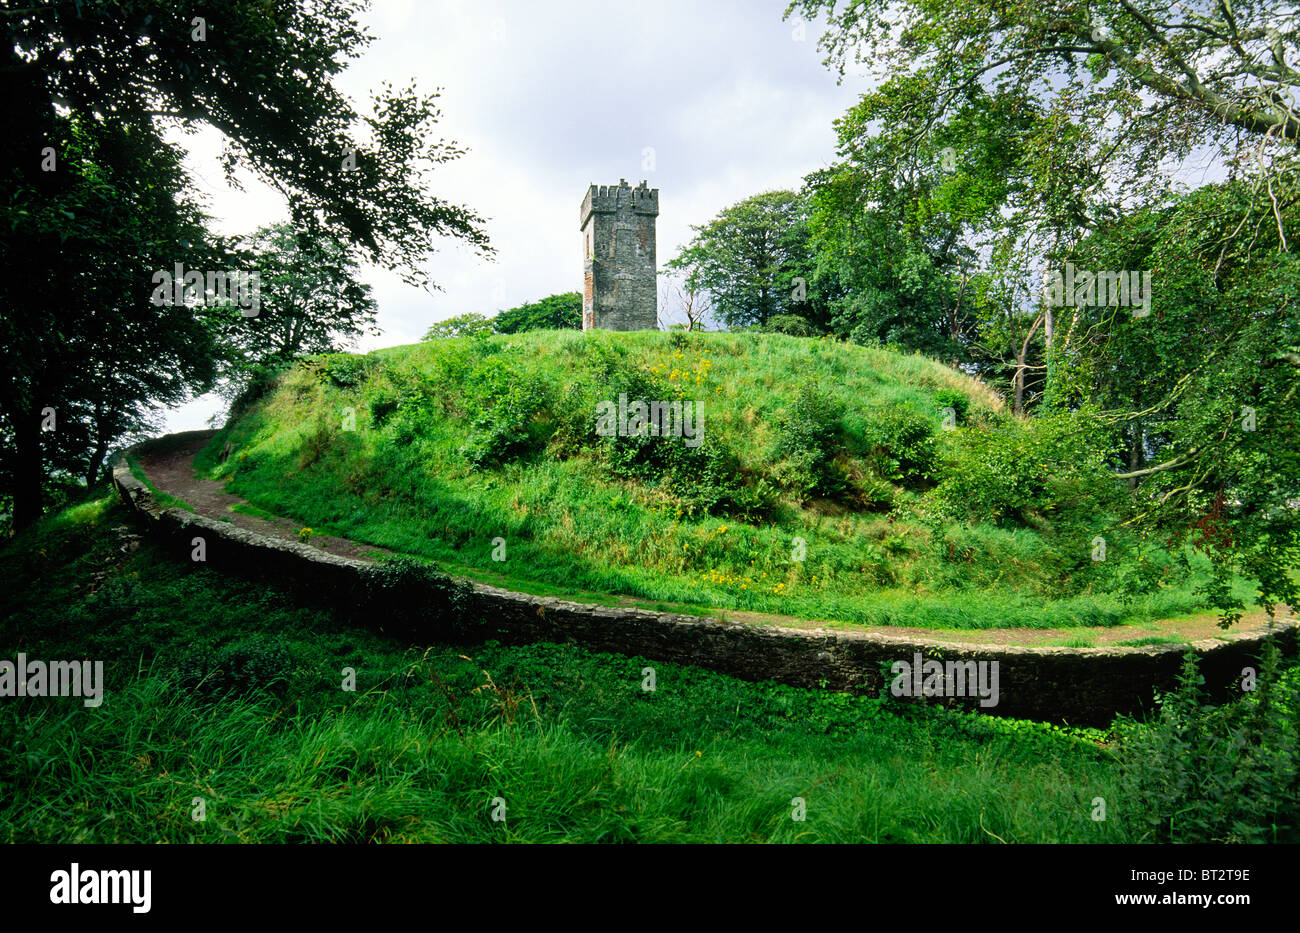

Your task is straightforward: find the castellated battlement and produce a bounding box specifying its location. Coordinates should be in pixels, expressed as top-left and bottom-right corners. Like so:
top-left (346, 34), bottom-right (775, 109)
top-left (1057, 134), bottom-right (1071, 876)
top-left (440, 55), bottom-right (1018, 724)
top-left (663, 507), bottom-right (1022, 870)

top-left (580, 178), bottom-right (659, 226)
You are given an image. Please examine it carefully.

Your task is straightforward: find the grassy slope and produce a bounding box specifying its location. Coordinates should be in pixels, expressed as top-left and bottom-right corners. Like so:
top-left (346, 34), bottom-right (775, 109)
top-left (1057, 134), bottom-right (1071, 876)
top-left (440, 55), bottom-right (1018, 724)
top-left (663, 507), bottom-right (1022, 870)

top-left (199, 330), bottom-right (1220, 629)
top-left (3, 493), bottom-right (1294, 843)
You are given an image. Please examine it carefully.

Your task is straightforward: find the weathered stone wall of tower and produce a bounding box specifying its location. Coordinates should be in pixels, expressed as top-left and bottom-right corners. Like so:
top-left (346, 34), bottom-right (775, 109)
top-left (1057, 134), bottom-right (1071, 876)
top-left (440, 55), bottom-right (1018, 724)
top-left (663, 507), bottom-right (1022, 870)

top-left (580, 179), bottom-right (658, 331)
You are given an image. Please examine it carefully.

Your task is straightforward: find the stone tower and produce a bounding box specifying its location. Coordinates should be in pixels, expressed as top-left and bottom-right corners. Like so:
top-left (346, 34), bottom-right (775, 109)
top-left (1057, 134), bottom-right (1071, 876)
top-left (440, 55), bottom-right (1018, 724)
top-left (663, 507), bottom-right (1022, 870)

top-left (580, 179), bottom-right (659, 330)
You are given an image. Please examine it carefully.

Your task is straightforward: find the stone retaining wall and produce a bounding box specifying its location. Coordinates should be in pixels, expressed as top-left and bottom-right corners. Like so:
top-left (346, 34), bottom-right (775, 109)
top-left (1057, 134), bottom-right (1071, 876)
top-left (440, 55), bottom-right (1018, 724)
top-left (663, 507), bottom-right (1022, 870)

top-left (113, 438), bottom-right (1297, 726)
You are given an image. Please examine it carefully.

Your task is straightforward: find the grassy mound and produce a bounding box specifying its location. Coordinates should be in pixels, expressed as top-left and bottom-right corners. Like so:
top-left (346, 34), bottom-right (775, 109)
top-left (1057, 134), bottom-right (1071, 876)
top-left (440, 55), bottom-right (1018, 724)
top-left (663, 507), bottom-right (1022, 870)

top-left (199, 330), bottom-right (1232, 629)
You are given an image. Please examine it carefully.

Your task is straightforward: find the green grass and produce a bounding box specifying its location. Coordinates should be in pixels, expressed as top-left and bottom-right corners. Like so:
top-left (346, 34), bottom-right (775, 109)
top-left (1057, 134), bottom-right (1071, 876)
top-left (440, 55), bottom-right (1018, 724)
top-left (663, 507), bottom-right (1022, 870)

top-left (1114, 635), bottom-right (1190, 648)
top-left (2, 490), bottom-right (1295, 843)
top-left (0, 670), bottom-right (1120, 843)
top-left (0, 490), bottom-right (1127, 843)
top-left (229, 501), bottom-right (280, 522)
top-left (195, 330), bottom-right (1237, 630)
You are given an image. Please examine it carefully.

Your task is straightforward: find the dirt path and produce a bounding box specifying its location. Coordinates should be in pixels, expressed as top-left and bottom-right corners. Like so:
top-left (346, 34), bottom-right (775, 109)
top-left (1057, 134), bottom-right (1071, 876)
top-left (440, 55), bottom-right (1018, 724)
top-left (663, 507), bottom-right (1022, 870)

top-left (137, 431), bottom-right (1294, 648)
top-left (138, 431), bottom-right (393, 563)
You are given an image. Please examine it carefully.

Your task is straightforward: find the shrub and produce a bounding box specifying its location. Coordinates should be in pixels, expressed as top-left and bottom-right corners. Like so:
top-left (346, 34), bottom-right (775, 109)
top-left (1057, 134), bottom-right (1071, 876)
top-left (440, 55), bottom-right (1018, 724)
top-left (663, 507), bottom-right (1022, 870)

top-left (852, 470), bottom-right (896, 512)
top-left (458, 358), bottom-right (553, 467)
top-left (772, 381), bottom-right (845, 499)
top-left (582, 337), bottom-right (625, 380)
top-left (547, 381), bottom-right (597, 458)
top-left (667, 438), bottom-right (772, 520)
top-left (860, 405), bottom-right (934, 488)
top-left (600, 370), bottom-right (678, 480)
top-left (1117, 641), bottom-right (1300, 842)
top-left (324, 353), bottom-right (369, 388)
top-left (598, 367), bottom-right (768, 519)
top-left (927, 413), bottom-right (1118, 529)
top-left (933, 388), bottom-right (970, 425)
top-left (604, 419), bottom-right (749, 517)
top-left (175, 634), bottom-right (296, 697)
top-left (386, 372), bottom-right (445, 447)
top-left (368, 390), bottom-right (399, 427)
top-left (761, 314), bottom-right (822, 337)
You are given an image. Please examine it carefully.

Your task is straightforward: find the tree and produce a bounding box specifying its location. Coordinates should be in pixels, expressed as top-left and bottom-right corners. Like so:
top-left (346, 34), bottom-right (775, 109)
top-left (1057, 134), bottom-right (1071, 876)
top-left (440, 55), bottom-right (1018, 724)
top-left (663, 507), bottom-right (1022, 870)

top-left (491, 292), bottom-right (581, 333)
top-left (217, 222), bottom-right (378, 399)
top-left (658, 280), bottom-right (712, 331)
top-left (423, 313), bottom-right (494, 340)
top-left (805, 146), bottom-right (976, 360)
top-left (805, 81), bottom-right (1057, 396)
top-left (0, 111), bottom-right (221, 516)
top-left (667, 191), bottom-right (814, 329)
top-left (1051, 182), bottom-right (1300, 621)
top-left (788, 1), bottom-right (1300, 202)
top-left (1, 0), bottom-right (489, 528)
top-left (422, 294), bottom-right (581, 341)
top-left (791, 0), bottom-right (1300, 620)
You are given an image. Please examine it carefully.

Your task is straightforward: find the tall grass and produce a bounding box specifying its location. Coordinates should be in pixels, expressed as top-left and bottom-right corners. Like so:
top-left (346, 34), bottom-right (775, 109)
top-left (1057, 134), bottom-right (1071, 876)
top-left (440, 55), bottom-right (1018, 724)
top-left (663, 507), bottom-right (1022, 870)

top-left (0, 671), bottom-right (1132, 843)
top-left (0, 492), bottom-right (1131, 844)
top-left (4, 492), bottom-right (1294, 843)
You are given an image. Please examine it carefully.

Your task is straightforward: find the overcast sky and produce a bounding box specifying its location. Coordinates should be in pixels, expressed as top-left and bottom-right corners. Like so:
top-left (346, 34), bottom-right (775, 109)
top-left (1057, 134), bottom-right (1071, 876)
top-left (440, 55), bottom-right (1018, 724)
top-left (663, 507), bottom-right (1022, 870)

top-left (163, 0), bottom-right (872, 430)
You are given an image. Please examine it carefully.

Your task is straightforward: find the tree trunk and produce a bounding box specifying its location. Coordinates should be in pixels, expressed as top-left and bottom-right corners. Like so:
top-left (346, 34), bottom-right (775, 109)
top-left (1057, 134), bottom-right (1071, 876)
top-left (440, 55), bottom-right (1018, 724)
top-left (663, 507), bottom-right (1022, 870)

top-left (1013, 361), bottom-right (1026, 416)
top-left (1127, 422), bottom-right (1144, 490)
top-left (84, 442), bottom-right (107, 489)
top-left (84, 399), bottom-right (108, 489)
top-left (1011, 313), bottom-right (1044, 417)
